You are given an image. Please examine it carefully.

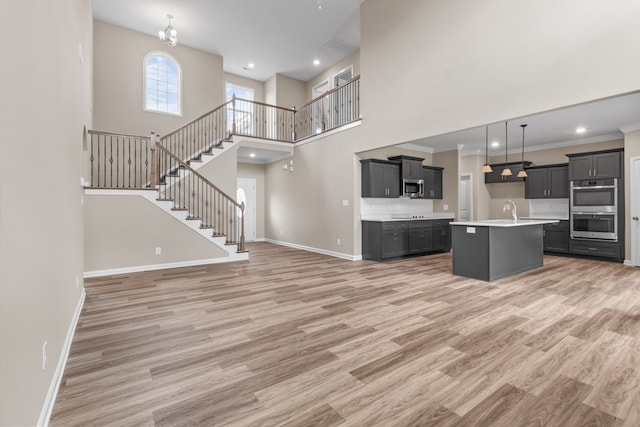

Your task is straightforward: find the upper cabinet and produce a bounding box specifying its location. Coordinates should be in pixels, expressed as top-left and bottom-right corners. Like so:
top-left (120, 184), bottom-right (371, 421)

top-left (484, 161), bottom-right (532, 183)
top-left (388, 155), bottom-right (424, 180)
top-left (525, 164), bottom-right (569, 199)
top-left (361, 159), bottom-right (400, 198)
top-left (567, 150), bottom-right (621, 180)
top-left (423, 166), bottom-right (443, 199)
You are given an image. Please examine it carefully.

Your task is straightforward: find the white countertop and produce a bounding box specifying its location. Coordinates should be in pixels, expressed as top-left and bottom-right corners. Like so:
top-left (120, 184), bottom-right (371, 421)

top-left (521, 216), bottom-right (569, 221)
top-left (362, 213), bottom-right (455, 222)
top-left (449, 219), bottom-right (559, 227)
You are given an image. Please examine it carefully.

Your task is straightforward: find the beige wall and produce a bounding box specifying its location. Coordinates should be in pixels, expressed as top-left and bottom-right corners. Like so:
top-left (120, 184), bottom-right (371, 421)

top-left (238, 162), bottom-right (266, 240)
top-left (272, 74), bottom-right (307, 109)
top-left (84, 195), bottom-right (227, 272)
top-left (265, 75), bottom-right (277, 105)
top-left (624, 131), bottom-right (640, 262)
top-left (265, 127), bottom-right (361, 256)
top-left (359, 0), bottom-right (640, 154)
top-left (224, 72), bottom-right (265, 103)
top-left (93, 20), bottom-right (224, 136)
top-left (459, 154), bottom-right (491, 220)
top-left (433, 150), bottom-right (458, 218)
top-left (306, 49), bottom-right (360, 102)
top-left (0, 0), bottom-right (93, 424)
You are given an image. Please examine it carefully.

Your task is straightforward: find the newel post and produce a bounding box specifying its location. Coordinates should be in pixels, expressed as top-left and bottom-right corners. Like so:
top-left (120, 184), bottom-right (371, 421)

top-left (149, 132), bottom-right (158, 189)
top-left (239, 201), bottom-right (246, 252)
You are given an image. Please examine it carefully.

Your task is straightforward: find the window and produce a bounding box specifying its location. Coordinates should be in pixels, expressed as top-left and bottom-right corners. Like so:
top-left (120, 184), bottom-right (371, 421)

top-left (226, 83), bottom-right (255, 134)
top-left (144, 52), bottom-right (181, 115)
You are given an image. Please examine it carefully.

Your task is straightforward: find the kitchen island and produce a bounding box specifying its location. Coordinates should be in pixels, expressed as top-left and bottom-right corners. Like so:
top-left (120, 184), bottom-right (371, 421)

top-left (449, 219), bottom-right (559, 281)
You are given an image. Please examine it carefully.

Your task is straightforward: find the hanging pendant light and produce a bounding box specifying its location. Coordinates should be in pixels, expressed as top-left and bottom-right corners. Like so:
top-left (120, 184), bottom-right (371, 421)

top-left (481, 125), bottom-right (493, 173)
top-left (501, 121), bottom-right (512, 176)
top-left (517, 124), bottom-right (528, 178)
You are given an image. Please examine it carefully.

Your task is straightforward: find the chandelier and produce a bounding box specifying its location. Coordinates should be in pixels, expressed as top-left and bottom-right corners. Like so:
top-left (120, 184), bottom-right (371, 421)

top-left (159, 14), bottom-right (177, 47)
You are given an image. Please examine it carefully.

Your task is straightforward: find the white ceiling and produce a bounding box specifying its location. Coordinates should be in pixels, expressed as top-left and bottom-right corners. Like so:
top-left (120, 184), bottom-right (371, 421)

top-left (92, 0), bottom-right (361, 82)
top-left (401, 92), bottom-right (640, 157)
top-left (92, 1), bottom-right (640, 160)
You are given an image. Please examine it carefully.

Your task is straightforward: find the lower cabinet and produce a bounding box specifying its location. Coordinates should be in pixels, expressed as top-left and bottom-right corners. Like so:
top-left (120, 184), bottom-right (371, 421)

top-left (569, 239), bottom-right (620, 260)
top-left (543, 221), bottom-right (569, 253)
top-left (363, 220), bottom-right (451, 261)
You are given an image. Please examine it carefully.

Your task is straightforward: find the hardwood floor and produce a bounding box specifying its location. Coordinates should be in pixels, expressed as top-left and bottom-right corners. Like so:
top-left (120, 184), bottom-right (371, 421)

top-left (51, 243), bottom-right (640, 426)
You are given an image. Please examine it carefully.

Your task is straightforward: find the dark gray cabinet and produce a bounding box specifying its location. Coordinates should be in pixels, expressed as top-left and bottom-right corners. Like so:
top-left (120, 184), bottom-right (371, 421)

top-left (543, 221), bottom-right (569, 253)
top-left (525, 164), bottom-right (569, 199)
top-left (422, 166), bottom-right (443, 199)
top-left (361, 159), bottom-right (400, 198)
top-left (363, 219), bottom-right (450, 261)
top-left (485, 162), bottom-right (532, 183)
top-left (388, 155), bottom-right (424, 180)
top-left (569, 239), bottom-right (620, 260)
top-left (408, 221), bottom-right (433, 254)
top-left (568, 150), bottom-right (621, 180)
top-left (433, 219), bottom-right (452, 251)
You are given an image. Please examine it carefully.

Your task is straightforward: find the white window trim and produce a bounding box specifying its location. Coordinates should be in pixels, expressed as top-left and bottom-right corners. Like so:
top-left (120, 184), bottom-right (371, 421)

top-left (312, 79), bottom-right (329, 99)
top-left (332, 65), bottom-right (354, 89)
top-left (225, 82), bottom-right (255, 101)
top-left (143, 51), bottom-right (183, 117)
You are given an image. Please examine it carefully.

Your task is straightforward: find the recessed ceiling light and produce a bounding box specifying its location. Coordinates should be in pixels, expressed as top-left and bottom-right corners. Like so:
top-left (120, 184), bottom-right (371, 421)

top-left (249, 152), bottom-right (256, 158)
top-left (491, 141), bottom-right (500, 147)
top-left (576, 127), bottom-right (586, 134)
top-left (313, 59), bottom-right (320, 66)
top-left (248, 63), bottom-right (255, 69)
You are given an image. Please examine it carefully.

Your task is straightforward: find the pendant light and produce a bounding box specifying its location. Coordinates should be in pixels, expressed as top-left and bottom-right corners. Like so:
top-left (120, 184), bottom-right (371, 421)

top-left (517, 124), bottom-right (528, 178)
top-left (481, 125), bottom-right (493, 173)
top-left (501, 121), bottom-right (512, 176)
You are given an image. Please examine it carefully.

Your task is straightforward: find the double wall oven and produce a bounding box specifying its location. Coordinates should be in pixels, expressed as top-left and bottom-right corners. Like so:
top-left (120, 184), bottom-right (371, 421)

top-left (570, 179), bottom-right (618, 241)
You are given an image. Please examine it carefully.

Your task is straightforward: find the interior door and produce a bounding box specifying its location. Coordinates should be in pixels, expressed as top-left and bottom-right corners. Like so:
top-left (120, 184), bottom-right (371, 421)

top-left (459, 174), bottom-right (472, 221)
top-left (237, 178), bottom-right (256, 242)
top-left (632, 157), bottom-right (640, 266)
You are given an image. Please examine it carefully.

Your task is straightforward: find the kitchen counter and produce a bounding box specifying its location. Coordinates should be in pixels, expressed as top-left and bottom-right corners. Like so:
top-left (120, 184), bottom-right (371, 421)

top-left (449, 219), bottom-right (559, 227)
top-left (361, 213), bottom-right (455, 222)
top-left (450, 219), bottom-right (553, 281)
top-left (520, 216), bottom-right (569, 221)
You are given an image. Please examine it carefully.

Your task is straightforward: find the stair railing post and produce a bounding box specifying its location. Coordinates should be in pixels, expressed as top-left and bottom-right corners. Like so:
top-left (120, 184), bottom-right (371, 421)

top-left (149, 132), bottom-right (157, 189)
top-left (239, 201), bottom-right (245, 252)
top-left (231, 94), bottom-right (237, 136)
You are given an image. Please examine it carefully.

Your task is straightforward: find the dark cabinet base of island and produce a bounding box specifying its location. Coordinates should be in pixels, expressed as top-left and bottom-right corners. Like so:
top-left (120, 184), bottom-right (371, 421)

top-left (362, 220), bottom-right (451, 261)
top-left (451, 224), bottom-right (544, 282)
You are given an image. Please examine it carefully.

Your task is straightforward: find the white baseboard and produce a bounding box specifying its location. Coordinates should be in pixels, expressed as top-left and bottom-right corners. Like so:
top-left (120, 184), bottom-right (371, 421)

top-left (624, 260), bottom-right (636, 266)
top-left (38, 289), bottom-right (86, 427)
top-left (265, 239), bottom-right (362, 261)
top-left (84, 254), bottom-right (249, 278)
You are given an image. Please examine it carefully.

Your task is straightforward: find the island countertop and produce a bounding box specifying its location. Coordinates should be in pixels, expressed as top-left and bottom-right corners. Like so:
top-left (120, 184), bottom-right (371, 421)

top-left (449, 219), bottom-right (559, 227)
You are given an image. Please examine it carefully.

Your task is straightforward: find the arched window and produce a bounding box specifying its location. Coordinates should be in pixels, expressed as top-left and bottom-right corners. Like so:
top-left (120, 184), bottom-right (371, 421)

top-left (144, 52), bottom-right (181, 115)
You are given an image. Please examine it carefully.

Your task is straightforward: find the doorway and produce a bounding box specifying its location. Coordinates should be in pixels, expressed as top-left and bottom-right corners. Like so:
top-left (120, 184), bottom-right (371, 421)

top-left (237, 178), bottom-right (256, 242)
top-left (631, 157), bottom-right (640, 266)
top-left (459, 173), bottom-right (473, 221)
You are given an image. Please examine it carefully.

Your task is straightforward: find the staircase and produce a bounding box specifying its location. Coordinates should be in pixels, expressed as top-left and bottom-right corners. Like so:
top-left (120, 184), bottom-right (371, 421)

top-left (85, 76), bottom-right (361, 267)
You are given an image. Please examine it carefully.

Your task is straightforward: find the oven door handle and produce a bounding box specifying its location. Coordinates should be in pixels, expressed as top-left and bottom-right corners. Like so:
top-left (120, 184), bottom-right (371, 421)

top-left (571, 185), bottom-right (617, 190)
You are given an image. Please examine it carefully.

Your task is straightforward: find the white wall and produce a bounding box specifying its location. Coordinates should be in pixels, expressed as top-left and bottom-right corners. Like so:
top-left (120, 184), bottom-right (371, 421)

top-left (0, 0), bottom-right (93, 424)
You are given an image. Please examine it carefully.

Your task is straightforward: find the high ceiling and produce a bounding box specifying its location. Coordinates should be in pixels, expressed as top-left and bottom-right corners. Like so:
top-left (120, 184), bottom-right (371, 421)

top-left (91, 1), bottom-right (640, 162)
top-left (92, 0), bottom-right (361, 82)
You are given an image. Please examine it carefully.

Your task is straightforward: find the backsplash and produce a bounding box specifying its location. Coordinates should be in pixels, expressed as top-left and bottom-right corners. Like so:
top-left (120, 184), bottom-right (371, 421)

top-left (361, 198), bottom-right (434, 219)
top-left (528, 199), bottom-right (569, 219)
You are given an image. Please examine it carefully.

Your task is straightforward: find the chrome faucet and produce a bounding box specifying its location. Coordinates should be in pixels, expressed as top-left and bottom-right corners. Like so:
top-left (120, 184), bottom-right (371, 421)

top-left (503, 200), bottom-right (518, 222)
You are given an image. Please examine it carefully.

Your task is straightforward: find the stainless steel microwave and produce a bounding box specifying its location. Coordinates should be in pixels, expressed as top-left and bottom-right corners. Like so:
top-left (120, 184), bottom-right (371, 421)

top-left (402, 179), bottom-right (424, 198)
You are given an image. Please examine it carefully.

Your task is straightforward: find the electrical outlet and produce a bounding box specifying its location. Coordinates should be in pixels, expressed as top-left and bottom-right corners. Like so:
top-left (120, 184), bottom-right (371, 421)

top-left (280, 229), bottom-right (284, 236)
top-left (42, 341), bottom-right (47, 371)
top-left (337, 238), bottom-right (341, 246)
top-left (443, 204), bottom-right (449, 210)
top-left (342, 199), bottom-right (349, 207)
top-left (155, 247), bottom-right (162, 255)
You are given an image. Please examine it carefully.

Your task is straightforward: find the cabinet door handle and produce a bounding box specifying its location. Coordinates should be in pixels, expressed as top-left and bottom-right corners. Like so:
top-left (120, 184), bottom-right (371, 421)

top-left (589, 169), bottom-right (592, 177)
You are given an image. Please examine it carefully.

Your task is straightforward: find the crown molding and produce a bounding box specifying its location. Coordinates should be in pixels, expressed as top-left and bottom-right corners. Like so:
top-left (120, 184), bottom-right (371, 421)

top-left (396, 142), bottom-right (435, 154)
top-left (620, 123), bottom-right (640, 134)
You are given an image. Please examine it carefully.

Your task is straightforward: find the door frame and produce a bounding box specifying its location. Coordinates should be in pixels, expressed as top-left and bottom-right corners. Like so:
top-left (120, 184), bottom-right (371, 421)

top-left (459, 172), bottom-right (474, 221)
top-left (631, 156), bottom-right (640, 266)
top-left (237, 177), bottom-right (257, 242)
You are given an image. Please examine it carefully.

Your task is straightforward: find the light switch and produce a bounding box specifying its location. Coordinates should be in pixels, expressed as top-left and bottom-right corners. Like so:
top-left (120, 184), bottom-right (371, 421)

top-left (342, 199), bottom-right (349, 207)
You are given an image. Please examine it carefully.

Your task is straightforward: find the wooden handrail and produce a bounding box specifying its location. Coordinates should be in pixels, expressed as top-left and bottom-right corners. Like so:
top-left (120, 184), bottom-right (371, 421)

top-left (155, 143), bottom-right (243, 209)
top-left (232, 97), bottom-right (296, 112)
top-left (296, 75), bottom-right (360, 110)
top-left (162, 100), bottom-right (232, 140)
top-left (88, 130), bottom-right (151, 139)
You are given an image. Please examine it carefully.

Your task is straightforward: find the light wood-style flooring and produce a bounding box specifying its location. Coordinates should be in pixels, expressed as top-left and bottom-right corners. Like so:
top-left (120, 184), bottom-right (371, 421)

top-left (51, 243), bottom-right (640, 426)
